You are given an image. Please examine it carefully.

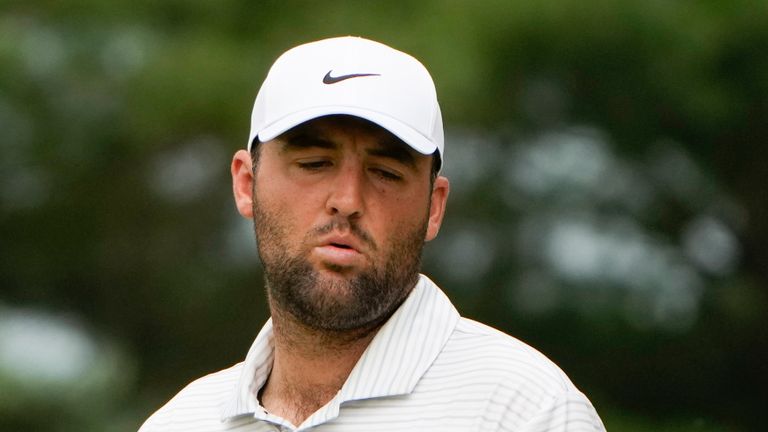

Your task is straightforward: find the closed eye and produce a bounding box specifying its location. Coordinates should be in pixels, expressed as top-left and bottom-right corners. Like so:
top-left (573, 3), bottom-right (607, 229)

top-left (370, 167), bottom-right (403, 182)
top-left (297, 160), bottom-right (333, 170)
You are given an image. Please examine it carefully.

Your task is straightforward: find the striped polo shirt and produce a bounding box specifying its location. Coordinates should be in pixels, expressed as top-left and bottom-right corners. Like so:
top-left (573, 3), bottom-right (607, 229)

top-left (139, 275), bottom-right (605, 431)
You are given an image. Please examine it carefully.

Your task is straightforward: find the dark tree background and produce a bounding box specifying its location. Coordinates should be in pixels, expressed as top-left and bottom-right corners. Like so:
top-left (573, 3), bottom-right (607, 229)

top-left (1, 1), bottom-right (766, 431)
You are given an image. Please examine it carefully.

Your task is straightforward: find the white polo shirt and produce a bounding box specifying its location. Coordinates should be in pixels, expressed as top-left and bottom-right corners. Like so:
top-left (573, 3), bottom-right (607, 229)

top-left (139, 275), bottom-right (605, 431)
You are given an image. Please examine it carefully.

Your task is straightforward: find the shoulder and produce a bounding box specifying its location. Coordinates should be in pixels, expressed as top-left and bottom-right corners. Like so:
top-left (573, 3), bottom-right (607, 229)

top-left (424, 318), bottom-right (605, 430)
top-left (435, 317), bottom-right (580, 397)
top-left (138, 362), bottom-right (244, 432)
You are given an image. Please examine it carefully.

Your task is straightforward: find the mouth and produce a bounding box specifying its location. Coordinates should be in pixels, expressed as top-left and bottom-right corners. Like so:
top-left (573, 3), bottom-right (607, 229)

top-left (319, 233), bottom-right (362, 252)
top-left (329, 242), bottom-right (353, 250)
top-left (311, 234), bottom-right (365, 269)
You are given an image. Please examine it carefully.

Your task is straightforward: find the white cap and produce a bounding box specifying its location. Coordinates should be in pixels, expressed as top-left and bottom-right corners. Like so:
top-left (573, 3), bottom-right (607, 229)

top-left (247, 36), bottom-right (444, 166)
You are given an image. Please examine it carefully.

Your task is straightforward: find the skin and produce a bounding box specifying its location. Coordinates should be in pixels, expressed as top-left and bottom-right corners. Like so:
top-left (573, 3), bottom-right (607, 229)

top-left (231, 115), bottom-right (449, 426)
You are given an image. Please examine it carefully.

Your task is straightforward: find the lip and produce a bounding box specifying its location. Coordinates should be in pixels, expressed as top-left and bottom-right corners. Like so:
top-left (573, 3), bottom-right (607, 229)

top-left (311, 233), bottom-right (366, 268)
top-left (318, 233), bottom-right (363, 252)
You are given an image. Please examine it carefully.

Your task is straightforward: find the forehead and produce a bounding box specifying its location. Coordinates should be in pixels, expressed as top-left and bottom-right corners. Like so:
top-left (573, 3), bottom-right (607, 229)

top-left (280, 115), bottom-right (407, 148)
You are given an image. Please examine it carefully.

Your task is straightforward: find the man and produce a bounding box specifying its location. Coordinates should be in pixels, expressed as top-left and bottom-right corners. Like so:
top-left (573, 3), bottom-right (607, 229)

top-left (139, 36), bottom-right (605, 431)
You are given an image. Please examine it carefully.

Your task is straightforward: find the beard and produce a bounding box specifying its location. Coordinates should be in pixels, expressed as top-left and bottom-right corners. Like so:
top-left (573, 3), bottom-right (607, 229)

top-left (252, 198), bottom-right (428, 333)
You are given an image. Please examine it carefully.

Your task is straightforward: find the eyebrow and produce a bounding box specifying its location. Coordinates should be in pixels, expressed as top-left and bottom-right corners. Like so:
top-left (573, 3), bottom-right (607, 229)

top-left (279, 132), bottom-right (335, 152)
top-left (279, 130), bottom-right (417, 169)
top-left (366, 139), bottom-right (417, 169)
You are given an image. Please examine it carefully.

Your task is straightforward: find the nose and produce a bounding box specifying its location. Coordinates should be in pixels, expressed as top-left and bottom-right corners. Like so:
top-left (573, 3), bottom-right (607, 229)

top-left (325, 164), bottom-right (365, 219)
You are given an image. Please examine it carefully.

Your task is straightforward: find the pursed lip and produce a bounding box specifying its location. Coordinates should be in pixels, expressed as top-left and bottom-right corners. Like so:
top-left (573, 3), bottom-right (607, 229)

top-left (316, 233), bottom-right (364, 253)
top-left (309, 232), bottom-right (370, 269)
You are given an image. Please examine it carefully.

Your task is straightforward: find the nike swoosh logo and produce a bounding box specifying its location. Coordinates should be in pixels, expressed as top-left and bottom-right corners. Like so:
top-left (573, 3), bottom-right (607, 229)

top-left (323, 70), bottom-right (381, 84)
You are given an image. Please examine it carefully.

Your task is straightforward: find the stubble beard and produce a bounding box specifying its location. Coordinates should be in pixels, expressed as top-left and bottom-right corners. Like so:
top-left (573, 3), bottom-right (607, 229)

top-left (252, 198), bottom-right (428, 333)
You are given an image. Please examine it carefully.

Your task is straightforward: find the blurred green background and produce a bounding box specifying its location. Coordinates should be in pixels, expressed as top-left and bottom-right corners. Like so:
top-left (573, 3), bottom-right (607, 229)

top-left (1, 1), bottom-right (766, 431)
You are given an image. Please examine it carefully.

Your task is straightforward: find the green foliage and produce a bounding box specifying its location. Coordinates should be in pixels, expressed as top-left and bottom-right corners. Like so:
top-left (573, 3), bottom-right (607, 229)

top-left (2, 1), bottom-right (767, 430)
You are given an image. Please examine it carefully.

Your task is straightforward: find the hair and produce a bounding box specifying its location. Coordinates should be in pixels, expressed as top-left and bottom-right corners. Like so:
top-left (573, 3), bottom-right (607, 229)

top-left (429, 153), bottom-right (441, 185)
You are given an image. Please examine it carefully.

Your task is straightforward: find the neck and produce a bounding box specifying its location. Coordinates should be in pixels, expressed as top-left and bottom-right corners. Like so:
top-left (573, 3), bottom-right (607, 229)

top-left (259, 307), bottom-right (382, 427)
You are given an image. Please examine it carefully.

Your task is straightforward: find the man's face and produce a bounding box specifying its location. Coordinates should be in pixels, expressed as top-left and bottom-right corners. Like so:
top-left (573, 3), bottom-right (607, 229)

top-left (234, 116), bottom-right (448, 332)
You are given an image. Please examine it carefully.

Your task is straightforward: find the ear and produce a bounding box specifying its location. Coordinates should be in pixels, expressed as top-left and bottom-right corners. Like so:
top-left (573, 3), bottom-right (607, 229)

top-left (425, 176), bottom-right (449, 242)
top-left (231, 149), bottom-right (254, 218)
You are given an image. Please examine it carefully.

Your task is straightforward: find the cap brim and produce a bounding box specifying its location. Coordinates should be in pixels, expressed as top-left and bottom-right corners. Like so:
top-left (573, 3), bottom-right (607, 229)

top-left (252, 106), bottom-right (438, 155)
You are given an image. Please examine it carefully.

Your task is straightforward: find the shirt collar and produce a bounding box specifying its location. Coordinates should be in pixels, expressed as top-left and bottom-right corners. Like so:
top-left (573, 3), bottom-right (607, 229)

top-left (220, 319), bottom-right (275, 421)
top-left (221, 274), bottom-right (460, 425)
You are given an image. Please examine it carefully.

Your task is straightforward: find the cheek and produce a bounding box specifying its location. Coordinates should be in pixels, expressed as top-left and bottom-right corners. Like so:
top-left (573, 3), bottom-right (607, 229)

top-left (373, 190), bottom-right (430, 234)
top-left (255, 182), bottom-right (325, 246)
